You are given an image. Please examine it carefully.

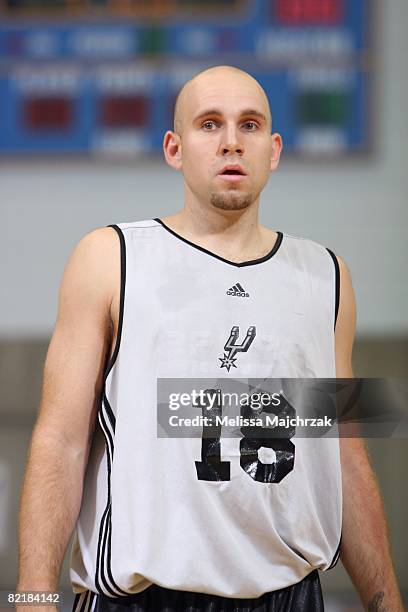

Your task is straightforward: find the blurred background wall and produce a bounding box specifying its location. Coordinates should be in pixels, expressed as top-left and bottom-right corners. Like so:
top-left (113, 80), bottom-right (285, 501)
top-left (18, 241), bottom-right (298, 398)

top-left (0, 0), bottom-right (407, 610)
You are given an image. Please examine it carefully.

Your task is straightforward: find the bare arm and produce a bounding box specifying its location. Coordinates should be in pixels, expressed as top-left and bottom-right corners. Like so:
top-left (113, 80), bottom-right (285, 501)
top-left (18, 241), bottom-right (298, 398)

top-left (17, 227), bottom-right (119, 594)
top-left (335, 255), bottom-right (404, 611)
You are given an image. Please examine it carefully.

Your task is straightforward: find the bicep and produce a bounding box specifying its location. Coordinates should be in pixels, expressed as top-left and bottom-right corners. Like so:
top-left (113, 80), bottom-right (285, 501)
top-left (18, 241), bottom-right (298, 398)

top-left (35, 227), bottom-right (118, 455)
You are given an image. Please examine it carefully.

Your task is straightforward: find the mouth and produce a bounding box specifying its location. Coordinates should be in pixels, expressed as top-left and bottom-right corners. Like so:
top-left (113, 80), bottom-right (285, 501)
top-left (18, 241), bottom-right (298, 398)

top-left (217, 165), bottom-right (247, 182)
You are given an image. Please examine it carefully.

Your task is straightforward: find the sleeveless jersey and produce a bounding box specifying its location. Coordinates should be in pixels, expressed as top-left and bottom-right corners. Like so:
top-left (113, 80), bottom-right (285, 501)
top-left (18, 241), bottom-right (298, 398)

top-left (70, 218), bottom-right (342, 599)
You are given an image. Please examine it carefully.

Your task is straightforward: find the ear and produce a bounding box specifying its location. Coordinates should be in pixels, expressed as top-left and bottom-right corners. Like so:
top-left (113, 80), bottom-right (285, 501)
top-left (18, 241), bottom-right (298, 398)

top-left (270, 133), bottom-right (283, 171)
top-left (163, 130), bottom-right (182, 171)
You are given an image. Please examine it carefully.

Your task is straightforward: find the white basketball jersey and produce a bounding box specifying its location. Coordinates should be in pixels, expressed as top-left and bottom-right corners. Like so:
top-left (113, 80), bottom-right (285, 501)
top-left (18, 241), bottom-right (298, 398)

top-left (70, 218), bottom-right (342, 599)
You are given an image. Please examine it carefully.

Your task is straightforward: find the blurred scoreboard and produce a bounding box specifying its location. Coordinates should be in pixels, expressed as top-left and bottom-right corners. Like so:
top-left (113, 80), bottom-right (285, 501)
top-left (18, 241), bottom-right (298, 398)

top-left (0, 0), bottom-right (371, 158)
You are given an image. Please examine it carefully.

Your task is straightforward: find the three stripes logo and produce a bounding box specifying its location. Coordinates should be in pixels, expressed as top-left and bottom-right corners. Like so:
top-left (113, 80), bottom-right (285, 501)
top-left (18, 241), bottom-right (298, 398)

top-left (226, 282), bottom-right (249, 298)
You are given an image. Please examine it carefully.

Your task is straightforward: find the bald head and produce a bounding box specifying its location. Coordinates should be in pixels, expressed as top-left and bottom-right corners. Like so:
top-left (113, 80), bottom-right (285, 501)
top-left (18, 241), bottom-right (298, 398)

top-left (173, 65), bottom-right (272, 135)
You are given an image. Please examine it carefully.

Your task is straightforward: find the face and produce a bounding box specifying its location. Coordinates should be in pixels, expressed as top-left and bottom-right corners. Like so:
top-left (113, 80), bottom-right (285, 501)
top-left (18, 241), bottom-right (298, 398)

top-left (164, 70), bottom-right (282, 212)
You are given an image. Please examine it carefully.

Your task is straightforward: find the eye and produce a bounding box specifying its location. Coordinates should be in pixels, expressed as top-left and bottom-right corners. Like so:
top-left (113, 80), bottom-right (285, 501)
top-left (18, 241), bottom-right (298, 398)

top-left (243, 121), bottom-right (258, 131)
top-left (201, 120), bottom-right (218, 130)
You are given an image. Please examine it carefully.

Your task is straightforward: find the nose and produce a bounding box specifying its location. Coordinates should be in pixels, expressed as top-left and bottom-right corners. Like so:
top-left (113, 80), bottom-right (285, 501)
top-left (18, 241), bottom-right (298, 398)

top-left (218, 124), bottom-right (244, 156)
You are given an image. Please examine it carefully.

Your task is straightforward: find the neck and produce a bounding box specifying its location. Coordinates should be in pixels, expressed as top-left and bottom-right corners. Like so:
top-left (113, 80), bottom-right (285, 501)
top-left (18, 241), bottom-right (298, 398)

top-left (159, 193), bottom-right (277, 263)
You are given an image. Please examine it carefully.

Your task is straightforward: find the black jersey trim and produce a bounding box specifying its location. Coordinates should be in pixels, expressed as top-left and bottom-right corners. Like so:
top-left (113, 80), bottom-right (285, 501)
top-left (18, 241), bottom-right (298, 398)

top-left (95, 405), bottom-right (129, 597)
top-left (94, 225), bottom-right (129, 598)
top-left (104, 225), bottom-right (126, 380)
top-left (102, 391), bottom-right (115, 428)
top-left (326, 248), bottom-right (340, 330)
top-left (327, 536), bottom-right (342, 570)
top-left (322, 246), bottom-right (341, 573)
top-left (154, 218), bottom-right (283, 268)
top-left (95, 409), bottom-right (116, 596)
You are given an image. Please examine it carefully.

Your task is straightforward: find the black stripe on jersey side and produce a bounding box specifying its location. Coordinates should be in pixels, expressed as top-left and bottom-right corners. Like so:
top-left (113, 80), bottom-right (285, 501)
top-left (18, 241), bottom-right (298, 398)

top-left (100, 400), bottom-right (114, 465)
top-left (154, 218), bottom-right (283, 268)
top-left (95, 408), bottom-right (117, 596)
top-left (95, 406), bottom-right (128, 596)
top-left (102, 394), bottom-right (129, 596)
top-left (95, 412), bottom-right (129, 597)
top-left (326, 248), bottom-right (340, 330)
top-left (102, 390), bottom-right (115, 428)
top-left (94, 418), bottom-right (111, 596)
top-left (327, 536), bottom-right (342, 570)
top-left (101, 407), bottom-right (129, 597)
top-left (102, 406), bottom-right (128, 597)
top-left (104, 225), bottom-right (126, 380)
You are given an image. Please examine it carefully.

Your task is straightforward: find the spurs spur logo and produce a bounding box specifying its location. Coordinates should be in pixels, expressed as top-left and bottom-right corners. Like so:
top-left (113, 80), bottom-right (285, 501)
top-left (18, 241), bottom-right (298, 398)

top-left (219, 325), bottom-right (256, 372)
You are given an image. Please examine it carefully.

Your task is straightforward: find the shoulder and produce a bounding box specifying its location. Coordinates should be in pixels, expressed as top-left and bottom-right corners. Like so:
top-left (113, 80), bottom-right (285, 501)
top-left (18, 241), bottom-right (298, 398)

top-left (281, 232), bottom-right (356, 332)
top-left (282, 232), bottom-right (350, 275)
top-left (281, 232), bottom-right (339, 273)
top-left (73, 218), bottom-right (160, 263)
top-left (282, 231), bottom-right (331, 254)
top-left (68, 219), bottom-right (160, 308)
top-left (77, 225), bottom-right (119, 249)
top-left (69, 226), bottom-right (120, 275)
top-left (60, 227), bottom-right (121, 317)
top-left (111, 219), bottom-right (161, 233)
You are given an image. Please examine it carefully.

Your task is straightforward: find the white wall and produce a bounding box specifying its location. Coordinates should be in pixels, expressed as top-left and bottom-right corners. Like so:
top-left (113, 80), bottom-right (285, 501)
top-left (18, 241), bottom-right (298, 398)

top-left (1, 0), bottom-right (407, 338)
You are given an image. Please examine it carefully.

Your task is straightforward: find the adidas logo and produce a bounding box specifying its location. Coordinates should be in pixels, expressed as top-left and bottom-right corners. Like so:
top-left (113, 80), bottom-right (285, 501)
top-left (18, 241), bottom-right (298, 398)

top-left (226, 283), bottom-right (249, 298)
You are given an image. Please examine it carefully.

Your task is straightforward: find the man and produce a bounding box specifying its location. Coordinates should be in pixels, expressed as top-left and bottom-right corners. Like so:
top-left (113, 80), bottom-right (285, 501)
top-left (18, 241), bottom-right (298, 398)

top-left (17, 66), bottom-right (404, 611)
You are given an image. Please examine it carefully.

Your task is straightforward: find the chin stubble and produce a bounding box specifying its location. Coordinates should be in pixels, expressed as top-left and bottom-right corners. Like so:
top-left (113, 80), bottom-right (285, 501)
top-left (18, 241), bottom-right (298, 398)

top-left (209, 191), bottom-right (253, 211)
